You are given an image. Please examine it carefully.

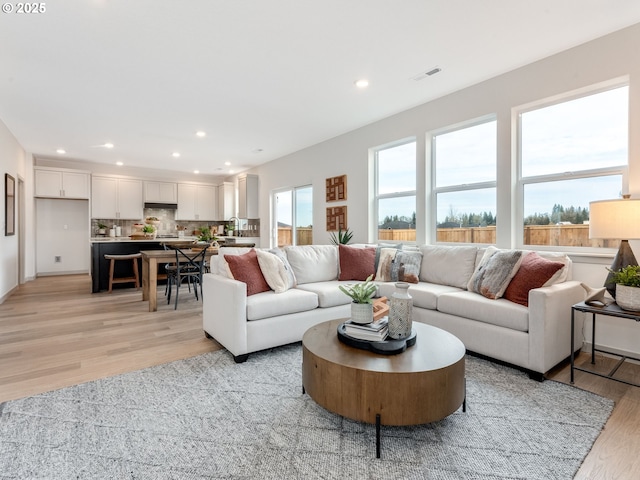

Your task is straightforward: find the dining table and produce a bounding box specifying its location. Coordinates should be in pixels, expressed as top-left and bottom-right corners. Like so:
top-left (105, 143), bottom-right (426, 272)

top-left (140, 248), bottom-right (217, 312)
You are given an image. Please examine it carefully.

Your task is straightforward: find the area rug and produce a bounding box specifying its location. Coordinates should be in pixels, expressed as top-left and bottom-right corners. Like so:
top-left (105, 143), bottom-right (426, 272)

top-left (0, 345), bottom-right (613, 480)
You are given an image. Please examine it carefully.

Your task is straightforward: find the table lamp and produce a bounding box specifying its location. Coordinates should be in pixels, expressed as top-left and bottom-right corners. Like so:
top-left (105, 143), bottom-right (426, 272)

top-left (589, 195), bottom-right (640, 298)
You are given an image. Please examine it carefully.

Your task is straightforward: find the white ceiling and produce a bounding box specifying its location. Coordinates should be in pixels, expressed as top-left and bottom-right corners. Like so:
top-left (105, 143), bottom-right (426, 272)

top-left (2, 0), bottom-right (640, 177)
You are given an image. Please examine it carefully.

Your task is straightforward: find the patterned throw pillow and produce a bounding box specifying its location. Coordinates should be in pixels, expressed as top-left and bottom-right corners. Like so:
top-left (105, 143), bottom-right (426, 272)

top-left (375, 248), bottom-right (422, 284)
top-left (224, 249), bottom-right (271, 296)
top-left (468, 248), bottom-right (524, 299)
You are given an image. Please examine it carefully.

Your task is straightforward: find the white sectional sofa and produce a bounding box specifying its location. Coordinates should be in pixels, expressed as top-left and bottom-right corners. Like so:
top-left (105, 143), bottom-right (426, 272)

top-left (202, 244), bottom-right (585, 378)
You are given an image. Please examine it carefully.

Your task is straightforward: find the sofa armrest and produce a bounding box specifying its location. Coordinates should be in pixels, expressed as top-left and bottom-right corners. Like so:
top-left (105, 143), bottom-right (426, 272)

top-left (528, 280), bottom-right (585, 374)
top-left (202, 273), bottom-right (248, 357)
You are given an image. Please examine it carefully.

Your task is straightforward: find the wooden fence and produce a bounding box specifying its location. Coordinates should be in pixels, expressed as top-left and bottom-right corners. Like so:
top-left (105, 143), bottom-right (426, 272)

top-left (279, 224), bottom-right (619, 247)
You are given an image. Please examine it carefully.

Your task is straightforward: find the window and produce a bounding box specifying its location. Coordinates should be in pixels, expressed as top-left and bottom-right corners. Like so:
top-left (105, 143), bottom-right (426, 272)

top-left (433, 118), bottom-right (497, 244)
top-left (519, 85), bottom-right (628, 248)
top-left (374, 140), bottom-right (416, 242)
top-left (273, 185), bottom-right (313, 247)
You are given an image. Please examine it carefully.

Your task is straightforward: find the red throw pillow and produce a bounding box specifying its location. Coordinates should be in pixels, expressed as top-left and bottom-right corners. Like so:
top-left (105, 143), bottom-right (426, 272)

top-left (503, 252), bottom-right (564, 306)
top-left (224, 249), bottom-right (271, 296)
top-left (338, 245), bottom-right (376, 281)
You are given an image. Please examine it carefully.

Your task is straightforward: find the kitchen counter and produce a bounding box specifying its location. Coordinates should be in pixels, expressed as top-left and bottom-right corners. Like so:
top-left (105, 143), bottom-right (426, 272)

top-left (90, 236), bottom-right (198, 243)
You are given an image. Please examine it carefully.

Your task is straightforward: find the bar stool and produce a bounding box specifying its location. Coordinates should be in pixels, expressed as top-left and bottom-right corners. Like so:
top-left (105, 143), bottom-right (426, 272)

top-left (104, 253), bottom-right (142, 293)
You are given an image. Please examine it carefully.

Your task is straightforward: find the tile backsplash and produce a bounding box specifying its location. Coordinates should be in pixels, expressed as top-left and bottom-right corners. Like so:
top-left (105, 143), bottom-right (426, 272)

top-left (92, 209), bottom-right (259, 237)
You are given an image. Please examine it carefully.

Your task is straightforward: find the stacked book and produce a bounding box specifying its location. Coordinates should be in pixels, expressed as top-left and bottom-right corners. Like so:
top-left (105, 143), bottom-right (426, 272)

top-left (344, 317), bottom-right (388, 341)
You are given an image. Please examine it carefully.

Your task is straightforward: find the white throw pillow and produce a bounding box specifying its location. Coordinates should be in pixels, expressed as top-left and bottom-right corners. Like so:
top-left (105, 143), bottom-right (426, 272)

top-left (256, 249), bottom-right (294, 293)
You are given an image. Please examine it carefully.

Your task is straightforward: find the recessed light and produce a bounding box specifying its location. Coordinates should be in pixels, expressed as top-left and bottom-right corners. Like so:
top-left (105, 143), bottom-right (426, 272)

top-left (172, 152), bottom-right (180, 158)
top-left (104, 143), bottom-right (114, 149)
top-left (224, 161), bottom-right (231, 166)
top-left (194, 170), bottom-right (200, 174)
top-left (355, 79), bottom-right (369, 88)
top-left (56, 149), bottom-right (66, 154)
top-left (116, 161), bottom-right (124, 166)
top-left (196, 131), bottom-right (206, 138)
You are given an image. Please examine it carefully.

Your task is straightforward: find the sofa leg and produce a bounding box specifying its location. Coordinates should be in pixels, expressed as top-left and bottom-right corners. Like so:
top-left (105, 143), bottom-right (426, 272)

top-left (528, 371), bottom-right (545, 382)
top-left (204, 330), bottom-right (212, 339)
top-left (233, 354), bottom-right (249, 363)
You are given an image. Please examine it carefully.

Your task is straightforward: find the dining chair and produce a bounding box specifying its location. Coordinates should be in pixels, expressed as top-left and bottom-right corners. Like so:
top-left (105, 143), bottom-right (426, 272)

top-left (166, 246), bottom-right (208, 309)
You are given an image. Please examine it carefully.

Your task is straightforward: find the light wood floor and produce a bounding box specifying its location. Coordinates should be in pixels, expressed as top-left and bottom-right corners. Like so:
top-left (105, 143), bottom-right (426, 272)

top-left (1, 275), bottom-right (639, 479)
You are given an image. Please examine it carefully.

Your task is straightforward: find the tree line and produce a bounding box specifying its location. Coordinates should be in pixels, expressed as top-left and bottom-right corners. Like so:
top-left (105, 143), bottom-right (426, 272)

top-left (382, 204), bottom-right (590, 229)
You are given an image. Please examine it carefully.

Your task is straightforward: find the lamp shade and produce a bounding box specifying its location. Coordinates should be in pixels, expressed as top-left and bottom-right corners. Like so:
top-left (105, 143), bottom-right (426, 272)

top-left (589, 198), bottom-right (640, 240)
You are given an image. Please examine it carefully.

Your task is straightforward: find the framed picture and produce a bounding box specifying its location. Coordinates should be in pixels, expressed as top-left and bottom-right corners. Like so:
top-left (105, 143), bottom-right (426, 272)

top-left (326, 206), bottom-right (347, 231)
top-left (5, 173), bottom-right (15, 236)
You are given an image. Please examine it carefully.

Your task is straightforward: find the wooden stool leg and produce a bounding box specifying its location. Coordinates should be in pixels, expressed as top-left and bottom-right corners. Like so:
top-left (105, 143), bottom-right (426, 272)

top-left (108, 258), bottom-right (115, 293)
top-left (132, 258), bottom-right (140, 290)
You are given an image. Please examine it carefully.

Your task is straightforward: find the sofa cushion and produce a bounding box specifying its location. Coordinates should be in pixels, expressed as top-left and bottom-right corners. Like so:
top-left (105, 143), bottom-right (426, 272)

top-left (297, 281), bottom-right (354, 308)
top-left (285, 245), bottom-right (338, 284)
top-left (377, 281), bottom-right (462, 310)
top-left (438, 291), bottom-right (529, 332)
top-left (419, 245), bottom-right (478, 289)
top-left (255, 249), bottom-right (296, 293)
top-left (503, 252), bottom-right (565, 306)
top-left (468, 247), bottom-right (524, 299)
top-left (225, 249), bottom-right (271, 296)
top-left (246, 288), bottom-right (319, 321)
top-left (338, 244), bottom-right (376, 281)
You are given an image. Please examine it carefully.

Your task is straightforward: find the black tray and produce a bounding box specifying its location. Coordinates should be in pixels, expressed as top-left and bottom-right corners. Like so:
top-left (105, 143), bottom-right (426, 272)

top-left (337, 323), bottom-right (417, 355)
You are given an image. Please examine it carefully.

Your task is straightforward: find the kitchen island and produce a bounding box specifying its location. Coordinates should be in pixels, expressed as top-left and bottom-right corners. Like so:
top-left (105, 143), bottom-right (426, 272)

top-left (90, 237), bottom-right (256, 294)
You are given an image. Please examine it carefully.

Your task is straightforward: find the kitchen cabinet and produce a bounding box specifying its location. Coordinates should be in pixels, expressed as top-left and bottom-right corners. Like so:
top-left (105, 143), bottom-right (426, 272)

top-left (91, 176), bottom-right (143, 219)
top-left (34, 167), bottom-right (90, 199)
top-left (144, 181), bottom-right (177, 203)
top-left (238, 174), bottom-right (259, 218)
top-left (217, 181), bottom-right (235, 220)
top-left (176, 183), bottom-right (217, 221)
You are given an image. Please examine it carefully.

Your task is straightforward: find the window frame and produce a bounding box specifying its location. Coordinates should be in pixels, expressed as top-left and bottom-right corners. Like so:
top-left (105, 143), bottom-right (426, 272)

top-left (516, 82), bottom-right (629, 252)
top-left (431, 114), bottom-right (497, 245)
top-left (372, 137), bottom-right (417, 244)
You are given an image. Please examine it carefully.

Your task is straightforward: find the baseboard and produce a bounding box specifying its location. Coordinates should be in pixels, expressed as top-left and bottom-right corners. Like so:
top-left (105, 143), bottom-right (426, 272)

top-left (36, 270), bottom-right (90, 277)
top-left (0, 285), bottom-right (19, 304)
top-left (582, 342), bottom-right (640, 364)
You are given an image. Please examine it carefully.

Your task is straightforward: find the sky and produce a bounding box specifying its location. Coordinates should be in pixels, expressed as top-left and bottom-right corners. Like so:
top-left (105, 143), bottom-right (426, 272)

top-left (276, 85), bottom-right (628, 230)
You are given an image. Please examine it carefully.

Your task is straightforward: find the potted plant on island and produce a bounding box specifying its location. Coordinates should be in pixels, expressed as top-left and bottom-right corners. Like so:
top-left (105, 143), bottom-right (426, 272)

top-left (141, 224), bottom-right (156, 239)
top-left (339, 274), bottom-right (377, 324)
top-left (608, 265), bottom-right (640, 311)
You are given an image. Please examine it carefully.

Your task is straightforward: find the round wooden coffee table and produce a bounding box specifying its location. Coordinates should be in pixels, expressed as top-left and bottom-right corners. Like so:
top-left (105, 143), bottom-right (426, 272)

top-left (302, 319), bottom-right (466, 456)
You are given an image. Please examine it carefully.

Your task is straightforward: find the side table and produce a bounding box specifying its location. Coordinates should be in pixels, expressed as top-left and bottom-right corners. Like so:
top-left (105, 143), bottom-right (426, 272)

top-left (571, 301), bottom-right (640, 387)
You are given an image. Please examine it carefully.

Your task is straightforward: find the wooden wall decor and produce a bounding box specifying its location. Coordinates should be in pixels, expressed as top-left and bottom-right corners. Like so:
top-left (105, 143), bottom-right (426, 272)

top-left (326, 174), bottom-right (347, 202)
top-left (326, 206), bottom-right (347, 231)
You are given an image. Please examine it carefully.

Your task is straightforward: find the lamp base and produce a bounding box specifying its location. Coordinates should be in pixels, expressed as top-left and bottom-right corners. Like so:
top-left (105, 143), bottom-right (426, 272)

top-left (604, 240), bottom-right (638, 299)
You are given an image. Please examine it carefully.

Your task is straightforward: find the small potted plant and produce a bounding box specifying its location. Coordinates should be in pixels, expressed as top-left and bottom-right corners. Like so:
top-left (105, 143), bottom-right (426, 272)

top-left (141, 224), bottom-right (156, 239)
top-left (339, 274), bottom-right (377, 324)
top-left (97, 222), bottom-right (108, 235)
top-left (608, 265), bottom-right (640, 311)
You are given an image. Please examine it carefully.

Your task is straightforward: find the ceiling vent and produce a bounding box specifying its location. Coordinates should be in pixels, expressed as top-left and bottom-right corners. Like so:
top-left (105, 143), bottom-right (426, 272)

top-left (412, 67), bottom-right (442, 81)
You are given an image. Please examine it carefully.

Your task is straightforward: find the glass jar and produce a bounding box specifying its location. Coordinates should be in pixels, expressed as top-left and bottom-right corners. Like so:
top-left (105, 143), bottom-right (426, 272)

top-left (388, 282), bottom-right (413, 340)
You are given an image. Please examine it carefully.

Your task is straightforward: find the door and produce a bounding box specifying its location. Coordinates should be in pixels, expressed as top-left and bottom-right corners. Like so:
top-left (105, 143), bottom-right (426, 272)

top-left (273, 185), bottom-right (312, 247)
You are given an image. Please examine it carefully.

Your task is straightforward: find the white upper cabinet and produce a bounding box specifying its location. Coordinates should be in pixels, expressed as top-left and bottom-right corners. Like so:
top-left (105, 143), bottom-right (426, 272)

top-left (91, 176), bottom-right (143, 219)
top-left (217, 182), bottom-right (235, 220)
top-left (176, 183), bottom-right (217, 221)
top-left (143, 181), bottom-right (178, 203)
top-left (34, 167), bottom-right (90, 199)
top-left (238, 174), bottom-right (258, 218)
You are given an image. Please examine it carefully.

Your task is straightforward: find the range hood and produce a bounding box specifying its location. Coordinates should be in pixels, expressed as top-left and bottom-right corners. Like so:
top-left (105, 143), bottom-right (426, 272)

top-left (144, 202), bottom-right (178, 209)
